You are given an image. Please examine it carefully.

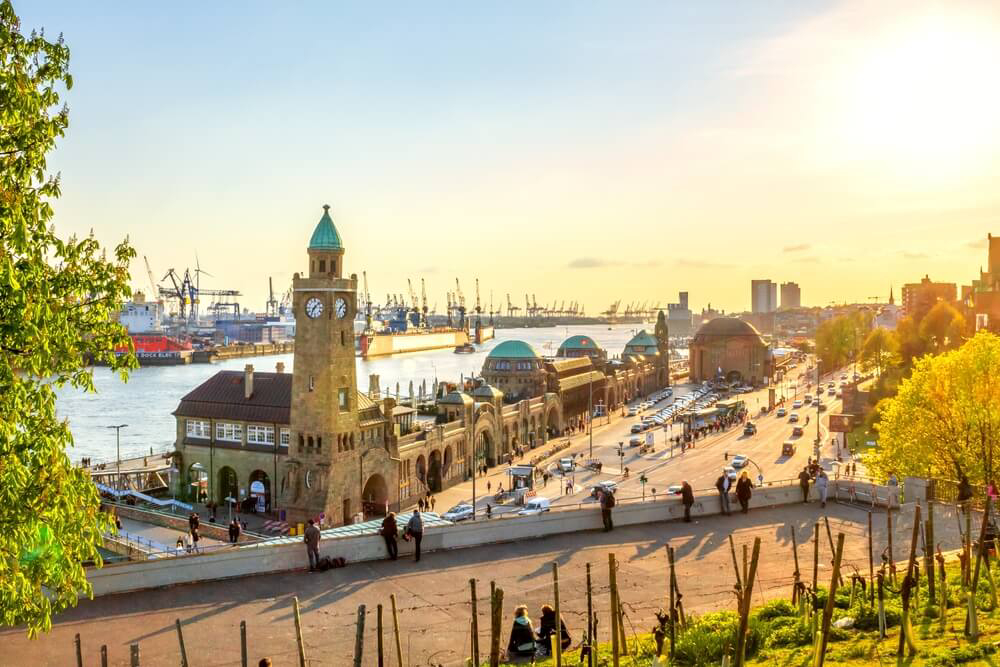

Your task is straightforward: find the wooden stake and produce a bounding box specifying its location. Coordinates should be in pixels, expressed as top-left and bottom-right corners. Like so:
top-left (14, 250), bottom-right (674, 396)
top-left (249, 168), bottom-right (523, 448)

top-left (240, 620), bottom-right (248, 667)
top-left (100, 645), bottom-right (107, 667)
top-left (867, 511), bottom-right (875, 606)
top-left (74, 633), bottom-right (83, 667)
top-left (898, 503), bottom-right (922, 656)
top-left (470, 579), bottom-right (480, 667)
top-left (390, 594), bottom-right (403, 667)
top-left (964, 502), bottom-right (972, 587)
top-left (586, 563), bottom-right (595, 667)
top-left (667, 546), bottom-right (676, 659)
top-left (966, 496), bottom-right (993, 639)
top-left (353, 604), bottom-right (366, 667)
top-left (812, 522), bottom-right (819, 590)
top-left (489, 587), bottom-right (504, 667)
top-left (377, 604), bottom-right (385, 667)
top-left (742, 543), bottom-right (749, 592)
top-left (823, 516), bottom-right (843, 586)
top-left (609, 553), bottom-right (620, 667)
top-left (293, 596), bottom-right (307, 667)
top-left (552, 562), bottom-right (563, 667)
top-left (816, 533), bottom-right (845, 667)
top-left (728, 534), bottom-right (742, 591)
top-left (926, 501), bottom-right (936, 601)
top-left (887, 508), bottom-right (896, 583)
top-left (175, 619), bottom-right (189, 667)
top-left (791, 526), bottom-right (801, 603)
top-left (130, 643), bottom-right (139, 667)
top-left (734, 537), bottom-right (761, 667)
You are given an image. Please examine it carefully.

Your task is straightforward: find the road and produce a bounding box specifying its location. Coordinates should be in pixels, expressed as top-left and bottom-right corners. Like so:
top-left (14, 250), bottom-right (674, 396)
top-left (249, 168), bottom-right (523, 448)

top-left (431, 357), bottom-right (863, 518)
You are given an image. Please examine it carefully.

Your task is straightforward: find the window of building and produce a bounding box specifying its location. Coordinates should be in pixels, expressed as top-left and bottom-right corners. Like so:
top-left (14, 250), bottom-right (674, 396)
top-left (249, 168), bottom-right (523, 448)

top-left (319, 259), bottom-right (326, 273)
top-left (186, 419), bottom-right (210, 439)
top-left (247, 425), bottom-right (275, 445)
top-left (317, 436), bottom-right (322, 452)
top-left (216, 422), bottom-right (243, 443)
top-left (309, 375), bottom-right (315, 392)
top-left (280, 428), bottom-right (290, 446)
top-left (338, 388), bottom-right (348, 410)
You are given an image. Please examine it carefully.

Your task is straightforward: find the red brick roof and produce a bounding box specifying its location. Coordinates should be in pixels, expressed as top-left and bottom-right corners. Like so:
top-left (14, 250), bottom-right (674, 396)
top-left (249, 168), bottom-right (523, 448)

top-left (173, 371), bottom-right (291, 424)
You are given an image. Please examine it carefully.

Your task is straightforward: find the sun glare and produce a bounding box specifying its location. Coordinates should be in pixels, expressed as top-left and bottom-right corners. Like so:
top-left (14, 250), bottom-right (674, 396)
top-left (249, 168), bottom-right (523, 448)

top-left (839, 10), bottom-right (1000, 168)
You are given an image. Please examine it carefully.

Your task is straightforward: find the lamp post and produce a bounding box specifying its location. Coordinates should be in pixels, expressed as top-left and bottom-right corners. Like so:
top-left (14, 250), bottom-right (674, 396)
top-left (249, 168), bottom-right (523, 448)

top-left (588, 372), bottom-right (594, 458)
top-left (166, 465), bottom-right (178, 512)
top-left (106, 424), bottom-right (128, 491)
top-left (190, 462), bottom-right (205, 503)
top-left (617, 443), bottom-right (624, 477)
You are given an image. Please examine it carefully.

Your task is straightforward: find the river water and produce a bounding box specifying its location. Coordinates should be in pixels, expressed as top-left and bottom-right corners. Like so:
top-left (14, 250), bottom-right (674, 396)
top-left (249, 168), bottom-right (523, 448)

top-left (57, 324), bottom-right (675, 463)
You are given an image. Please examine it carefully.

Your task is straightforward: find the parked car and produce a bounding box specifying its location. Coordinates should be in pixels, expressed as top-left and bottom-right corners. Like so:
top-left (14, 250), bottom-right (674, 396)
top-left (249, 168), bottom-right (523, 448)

top-left (731, 454), bottom-right (749, 468)
top-left (776, 407), bottom-right (787, 417)
top-left (442, 503), bottom-right (474, 522)
top-left (627, 406), bottom-right (639, 417)
top-left (631, 423), bottom-right (643, 434)
top-left (518, 497), bottom-right (551, 516)
top-left (629, 436), bottom-right (642, 447)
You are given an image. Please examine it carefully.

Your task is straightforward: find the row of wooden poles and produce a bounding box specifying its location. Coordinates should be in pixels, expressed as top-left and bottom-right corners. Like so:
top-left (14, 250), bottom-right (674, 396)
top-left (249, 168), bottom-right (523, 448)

top-left (71, 498), bottom-right (995, 667)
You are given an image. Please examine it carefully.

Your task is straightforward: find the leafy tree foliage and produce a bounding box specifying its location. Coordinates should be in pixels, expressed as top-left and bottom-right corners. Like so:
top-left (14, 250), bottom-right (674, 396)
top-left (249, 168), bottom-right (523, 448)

top-left (0, 1), bottom-right (135, 635)
top-left (860, 327), bottom-right (900, 376)
top-left (918, 301), bottom-right (966, 355)
top-left (866, 332), bottom-right (1000, 487)
top-left (815, 311), bottom-right (870, 372)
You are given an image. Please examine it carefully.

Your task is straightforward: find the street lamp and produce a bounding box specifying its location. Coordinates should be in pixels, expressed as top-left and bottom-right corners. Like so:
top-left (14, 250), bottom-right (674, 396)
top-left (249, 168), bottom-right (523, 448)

top-left (617, 443), bottom-right (625, 476)
top-left (106, 424), bottom-right (128, 491)
top-left (166, 465), bottom-right (179, 512)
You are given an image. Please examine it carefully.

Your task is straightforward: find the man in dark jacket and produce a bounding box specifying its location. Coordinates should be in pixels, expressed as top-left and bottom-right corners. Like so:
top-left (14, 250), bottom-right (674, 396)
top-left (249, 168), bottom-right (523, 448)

top-left (228, 519), bottom-right (241, 544)
top-left (798, 467), bottom-right (812, 503)
top-left (735, 472), bottom-right (754, 513)
top-left (381, 512), bottom-right (398, 560)
top-left (600, 489), bottom-right (615, 531)
top-left (407, 510), bottom-right (423, 562)
top-left (304, 519), bottom-right (321, 572)
top-left (680, 481), bottom-right (694, 522)
top-left (715, 471), bottom-right (731, 515)
top-left (537, 604), bottom-right (571, 652)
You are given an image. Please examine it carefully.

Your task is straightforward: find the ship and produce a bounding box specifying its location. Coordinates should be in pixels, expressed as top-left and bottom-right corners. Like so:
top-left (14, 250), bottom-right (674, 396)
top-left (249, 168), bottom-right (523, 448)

top-left (357, 304), bottom-right (494, 359)
top-left (116, 293), bottom-right (194, 365)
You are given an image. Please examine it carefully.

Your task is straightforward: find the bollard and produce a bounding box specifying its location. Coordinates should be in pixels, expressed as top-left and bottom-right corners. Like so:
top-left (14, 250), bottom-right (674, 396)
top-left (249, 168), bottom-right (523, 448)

top-left (74, 633), bottom-right (83, 667)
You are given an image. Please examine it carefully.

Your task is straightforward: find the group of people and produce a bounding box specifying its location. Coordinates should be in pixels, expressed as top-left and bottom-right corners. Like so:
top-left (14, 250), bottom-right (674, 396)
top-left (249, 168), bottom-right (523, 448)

top-left (714, 470), bottom-right (756, 515)
top-left (417, 494), bottom-right (436, 512)
top-left (507, 604), bottom-right (571, 659)
top-left (797, 465), bottom-right (831, 506)
top-left (376, 510), bottom-right (425, 562)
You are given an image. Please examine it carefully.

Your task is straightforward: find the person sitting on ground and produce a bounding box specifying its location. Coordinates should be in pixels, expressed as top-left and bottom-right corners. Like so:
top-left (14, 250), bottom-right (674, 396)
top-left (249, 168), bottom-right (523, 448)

top-left (506, 605), bottom-right (538, 658)
top-left (537, 604), bottom-right (571, 652)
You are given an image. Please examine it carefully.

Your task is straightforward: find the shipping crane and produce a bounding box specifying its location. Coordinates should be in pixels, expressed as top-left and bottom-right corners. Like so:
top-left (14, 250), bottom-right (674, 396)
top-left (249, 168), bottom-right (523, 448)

top-left (421, 278), bottom-right (428, 326)
top-left (143, 256), bottom-right (159, 302)
top-left (507, 293), bottom-right (520, 318)
top-left (474, 278), bottom-right (482, 327)
top-left (455, 278), bottom-right (466, 330)
top-left (407, 279), bottom-right (420, 323)
top-left (266, 277), bottom-right (279, 317)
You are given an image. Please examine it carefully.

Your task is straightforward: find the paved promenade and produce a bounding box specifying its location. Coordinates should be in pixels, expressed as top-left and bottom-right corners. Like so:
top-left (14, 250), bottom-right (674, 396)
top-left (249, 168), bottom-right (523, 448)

top-left (2, 501), bottom-right (964, 666)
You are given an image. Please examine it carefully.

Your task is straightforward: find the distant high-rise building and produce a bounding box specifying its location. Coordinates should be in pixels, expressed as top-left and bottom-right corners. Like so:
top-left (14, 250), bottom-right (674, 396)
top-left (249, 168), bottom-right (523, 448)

top-left (666, 291), bottom-right (692, 337)
top-left (751, 280), bottom-right (777, 313)
top-left (901, 275), bottom-right (956, 319)
top-left (779, 282), bottom-right (801, 309)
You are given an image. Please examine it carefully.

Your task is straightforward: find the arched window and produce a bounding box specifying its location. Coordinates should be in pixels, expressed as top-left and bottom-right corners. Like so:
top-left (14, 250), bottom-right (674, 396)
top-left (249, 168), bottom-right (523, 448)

top-left (317, 436), bottom-right (322, 452)
top-left (319, 259), bottom-right (326, 273)
top-left (298, 434), bottom-right (304, 453)
top-left (307, 436), bottom-right (314, 451)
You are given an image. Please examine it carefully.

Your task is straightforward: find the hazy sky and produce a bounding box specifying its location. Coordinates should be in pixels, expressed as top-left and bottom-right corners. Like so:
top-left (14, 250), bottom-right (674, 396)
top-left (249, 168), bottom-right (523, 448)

top-left (20, 1), bottom-right (1000, 315)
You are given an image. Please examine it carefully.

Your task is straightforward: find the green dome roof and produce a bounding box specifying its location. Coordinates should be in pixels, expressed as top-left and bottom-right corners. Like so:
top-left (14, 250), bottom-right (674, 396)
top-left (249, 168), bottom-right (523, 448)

top-left (309, 205), bottom-right (343, 250)
top-left (486, 340), bottom-right (539, 359)
top-left (558, 335), bottom-right (603, 353)
top-left (625, 330), bottom-right (658, 347)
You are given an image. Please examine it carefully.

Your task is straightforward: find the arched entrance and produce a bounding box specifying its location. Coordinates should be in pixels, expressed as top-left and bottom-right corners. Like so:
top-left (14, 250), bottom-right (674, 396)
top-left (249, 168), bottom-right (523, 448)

top-left (217, 466), bottom-right (238, 506)
top-left (187, 463), bottom-right (208, 503)
top-left (476, 429), bottom-right (494, 470)
top-left (726, 369), bottom-right (742, 384)
top-left (415, 455), bottom-right (426, 486)
top-left (428, 450), bottom-right (442, 492)
top-left (442, 446), bottom-right (453, 481)
top-left (521, 418), bottom-right (529, 448)
top-left (362, 474), bottom-right (388, 519)
top-left (248, 470), bottom-right (270, 513)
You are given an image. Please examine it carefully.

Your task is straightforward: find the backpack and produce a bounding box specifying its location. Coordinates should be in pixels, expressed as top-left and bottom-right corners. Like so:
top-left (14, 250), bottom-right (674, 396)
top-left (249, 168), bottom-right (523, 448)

top-left (605, 492), bottom-right (616, 509)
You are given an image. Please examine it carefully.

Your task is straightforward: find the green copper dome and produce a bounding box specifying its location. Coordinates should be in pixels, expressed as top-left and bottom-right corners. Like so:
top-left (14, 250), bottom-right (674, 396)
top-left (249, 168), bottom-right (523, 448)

top-left (309, 204), bottom-right (343, 250)
top-left (486, 340), bottom-right (539, 359)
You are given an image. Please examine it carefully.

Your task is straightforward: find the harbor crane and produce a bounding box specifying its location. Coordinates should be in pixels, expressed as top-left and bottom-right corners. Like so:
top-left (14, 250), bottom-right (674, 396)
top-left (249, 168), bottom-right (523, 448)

top-left (454, 278), bottom-right (467, 330)
top-left (474, 278), bottom-right (482, 326)
top-left (525, 294), bottom-right (531, 318)
top-left (507, 293), bottom-right (520, 318)
top-left (421, 278), bottom-right (428, 326)
top-left (363, 271), bottom-right (373, 331)
top-left (142, 256), bottom-right (159, 302)
top-left (407, 278), bottom-right (420, 320)
top-left (601, 300), bottom-right (621, 318)
top-left (266, 277), bottom-right (279, 317)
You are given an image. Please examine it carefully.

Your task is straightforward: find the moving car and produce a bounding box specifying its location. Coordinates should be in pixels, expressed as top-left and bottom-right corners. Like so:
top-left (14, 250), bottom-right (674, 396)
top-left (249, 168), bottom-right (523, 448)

top-left (792, 426), bottom-right (804, 437)
top-left (743, 422), bottom-right (757, 436)
top-left (731, 454), bottom-right (749, 468)
top-left (629, 436), bottom-right (642, 447)
top-left (558, 457), bottom-right (575, 473)
top-left (804, 395), bottom-right (813, 405)
top-left (827, 387), bottom-right (836, 396)
top-left (442, 503), bottom-right (474, 522)
top-left (518, 497), bottom-right (551, 516)
top-left (782, 440), bottom-right (797, 455)
top-left (725, 466), bottom-right (739, 481)
top-left (776, 407), bottom-right (787, 417)
top-left (816, 401), bottom-right (827, 412)
top-left (789, 413), bottom-right (799, 423)
top-left (667, 484), bottom-right (683, 495)
top-left (591, 481), bottom-right (618, 498)
top-left (627, 406), bottom-right (639, 417)
top-left (631, 423), bottom-right (643, 434)
top-left (793, 400), bottom-right (803, 409)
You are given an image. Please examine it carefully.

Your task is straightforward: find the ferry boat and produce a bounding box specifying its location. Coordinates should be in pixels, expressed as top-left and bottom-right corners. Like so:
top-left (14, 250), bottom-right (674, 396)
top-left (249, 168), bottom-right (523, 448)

top-left (116, 293), bottom-right (193, 365)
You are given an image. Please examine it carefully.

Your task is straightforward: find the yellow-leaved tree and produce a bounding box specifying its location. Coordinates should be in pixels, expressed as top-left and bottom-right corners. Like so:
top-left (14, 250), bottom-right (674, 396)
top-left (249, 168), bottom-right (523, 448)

top-left (865, 332), bottom-right (1000, 486)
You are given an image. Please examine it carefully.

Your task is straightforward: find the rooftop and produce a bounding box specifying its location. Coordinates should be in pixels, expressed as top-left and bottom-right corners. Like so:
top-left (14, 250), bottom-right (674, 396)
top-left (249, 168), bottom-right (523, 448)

top-left (557, 335), bottom-right (604, 353)
top-left (308, 204), bottom-right (344, 251)
top-left (486, 340), bottom-right (539, 359)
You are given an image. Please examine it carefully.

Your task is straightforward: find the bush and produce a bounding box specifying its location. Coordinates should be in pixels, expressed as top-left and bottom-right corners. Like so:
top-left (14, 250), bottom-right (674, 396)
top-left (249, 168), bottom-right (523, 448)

top-left (754, 599), bottom-right (796, 621)
top-left (924, 644), bottom-right (996, 666)
top-left (764, 622), bottom-right (812, 648)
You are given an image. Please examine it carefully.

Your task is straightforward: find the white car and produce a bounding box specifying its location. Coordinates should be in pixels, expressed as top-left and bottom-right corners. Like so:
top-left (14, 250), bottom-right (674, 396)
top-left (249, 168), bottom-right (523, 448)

top-left (789, 413), bottom-right (799, 423)
top-left (731, 455), bottom-right (749, 468)
top-left (725, 467), bottom-right (739, 481)
top-left (518, 497), bottom-right (551, 516)
top-left (627, 406), bottom-right (639, 417)
top-left (793, 400), bottom-right (803, 409)
top-left (558, 457), bottom-right (575, 473)
top-left (776, 407), bottom-right (787, 417)
top-left (442, 503), bottom-right (474, 522)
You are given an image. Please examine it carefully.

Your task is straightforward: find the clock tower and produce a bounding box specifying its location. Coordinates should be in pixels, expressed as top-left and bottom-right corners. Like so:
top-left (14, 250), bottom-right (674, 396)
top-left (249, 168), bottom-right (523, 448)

top-left (281, 205), bottom-right (361, 526)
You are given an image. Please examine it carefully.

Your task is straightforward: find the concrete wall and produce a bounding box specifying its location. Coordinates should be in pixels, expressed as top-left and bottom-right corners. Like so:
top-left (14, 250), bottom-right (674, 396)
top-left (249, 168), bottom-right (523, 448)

top-left (87, 479), bottom-right (889, 597)
top-left (106, 503), bottom-right (255, 543)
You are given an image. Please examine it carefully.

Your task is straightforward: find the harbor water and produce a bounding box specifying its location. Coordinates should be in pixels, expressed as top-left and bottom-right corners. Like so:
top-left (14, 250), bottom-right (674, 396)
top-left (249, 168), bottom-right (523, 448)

top-left (57, 324), bottom-right (678, 463)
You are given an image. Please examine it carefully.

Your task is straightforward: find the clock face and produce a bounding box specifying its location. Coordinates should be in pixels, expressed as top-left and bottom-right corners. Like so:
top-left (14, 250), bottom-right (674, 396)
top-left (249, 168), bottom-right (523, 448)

top-left (335, 297), bottom-right (348, 319)
top-left (305, 297), bottom-right (323, 319)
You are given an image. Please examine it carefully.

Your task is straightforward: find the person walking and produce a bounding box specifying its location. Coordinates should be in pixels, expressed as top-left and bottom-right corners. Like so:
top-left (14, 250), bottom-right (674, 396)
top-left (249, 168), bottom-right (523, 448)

top-left (735, 471), bottom-right (753, 514)
top-left (418, 498), bottom-right (425, 511)
top-left (303, 519), bottom-right (321, 572)
top-left (715, 470), bottom-right (732, 516)
top-left (430, 495), bottom-right (436, 512)
top-left (485, 503), bottom-right (492, 519)
top-left (798, 467), bottom-right (812, 503)
top-left (228, 519), bottom-right (241, 544)
top-left (407, 509), bottom-right (424, 562)
top-left (380, 512), bottom-right (398, 560)
top-left (680, 480), bottom-right (694, 522)
top-left (815, 469), bottom-right (829, 508)
top-left (600, 488), bottom-right (616, 531)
